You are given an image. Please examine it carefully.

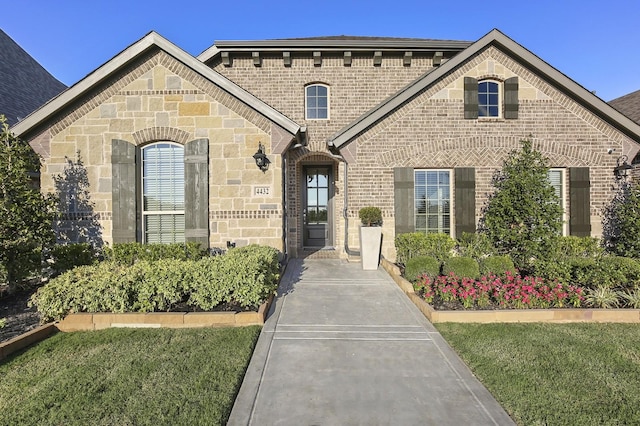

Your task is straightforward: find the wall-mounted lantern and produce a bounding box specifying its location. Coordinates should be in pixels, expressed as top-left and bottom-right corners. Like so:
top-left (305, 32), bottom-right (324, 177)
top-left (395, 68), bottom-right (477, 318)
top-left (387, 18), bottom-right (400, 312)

top-left (253, 142), bottom-right (270, 172)
top-left (614, 155), bottom-right (633, 180)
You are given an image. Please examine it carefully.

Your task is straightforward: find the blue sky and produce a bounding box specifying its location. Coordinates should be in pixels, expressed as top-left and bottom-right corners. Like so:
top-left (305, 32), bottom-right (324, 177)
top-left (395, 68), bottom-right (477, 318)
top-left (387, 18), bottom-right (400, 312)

top-left (3, 0), bottom-right (638, 101)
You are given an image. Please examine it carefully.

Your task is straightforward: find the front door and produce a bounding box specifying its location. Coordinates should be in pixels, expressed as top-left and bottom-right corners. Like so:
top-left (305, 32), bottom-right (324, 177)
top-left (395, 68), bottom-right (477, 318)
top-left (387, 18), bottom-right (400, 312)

top-left (303, 166), bottom-right (332, 247)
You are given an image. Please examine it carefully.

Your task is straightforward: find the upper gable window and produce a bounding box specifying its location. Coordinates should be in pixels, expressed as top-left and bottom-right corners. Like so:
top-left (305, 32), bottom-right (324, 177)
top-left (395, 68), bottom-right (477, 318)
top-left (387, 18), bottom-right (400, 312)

top-left (478, 81), bottom-right (500, 117)
top-left (305, 84), bottom-right (329, 120)
top-left (464, 76), bottom-right (519, 120)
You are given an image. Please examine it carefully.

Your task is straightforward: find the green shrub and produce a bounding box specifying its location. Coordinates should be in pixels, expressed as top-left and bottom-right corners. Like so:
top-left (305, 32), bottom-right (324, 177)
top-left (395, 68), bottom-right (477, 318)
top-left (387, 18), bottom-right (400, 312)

top-left (620, 287), bottom-right (640, 309)
top-left (395, 232), bottom-right (455, 264)
top-left (190, 245), bottom-right (280, 310)
top-left (30, 262), bottom-right (138, 322)
top-left (553, 236), bottom-right (604, 258)
top-left (31, 244), bottom-right (281, 321)
top-left (596, 256), bottom-right (640, 289)
top-left (585, 286), bottom-right (620, 309)
top-left (479, 255), bottom-right (516, 277)
top-left (564, 256), bottom-right (640, 289)
top-left (358, 207), bottom-right (382, 226)
top-left (50, 243), bottom-right (97, 274)
top-left (404, 256), bottom-right (441, 282)
top-left (567, 257), bottom-right (598, 286)
top-left (480, 139), bottom-right (563, 272)
top-left (603, 182), bottom-right (640, 257)
top-left (530, 258), bottom-right (572, 284)
top-left (102, 242), bottom-right (207, 265)
top-left (133, 259), bottom-right (192, 312)
top-left (456, 232), bottom-right (496, 260)
top-left (442, 257), bottom-right (480, 279)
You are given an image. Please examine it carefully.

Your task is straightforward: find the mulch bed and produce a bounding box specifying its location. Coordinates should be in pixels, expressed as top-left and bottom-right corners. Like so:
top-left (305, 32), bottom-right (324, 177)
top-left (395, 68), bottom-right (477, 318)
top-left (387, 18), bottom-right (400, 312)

top-left (0, 289), bottom-right (41, 344)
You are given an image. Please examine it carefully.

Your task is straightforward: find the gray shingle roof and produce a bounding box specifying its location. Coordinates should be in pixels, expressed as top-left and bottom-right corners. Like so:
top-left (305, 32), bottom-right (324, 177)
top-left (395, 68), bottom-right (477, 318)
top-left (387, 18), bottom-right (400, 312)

top-left (609, 90), bottom-right (640, 124)
top-left (0, 29), bottom-right (66, 126)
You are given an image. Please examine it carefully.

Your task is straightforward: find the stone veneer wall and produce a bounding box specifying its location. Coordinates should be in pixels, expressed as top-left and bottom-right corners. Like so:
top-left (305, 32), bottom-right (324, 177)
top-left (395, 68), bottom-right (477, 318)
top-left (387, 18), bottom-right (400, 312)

top-left (29, 49), bottom-right (286, 250)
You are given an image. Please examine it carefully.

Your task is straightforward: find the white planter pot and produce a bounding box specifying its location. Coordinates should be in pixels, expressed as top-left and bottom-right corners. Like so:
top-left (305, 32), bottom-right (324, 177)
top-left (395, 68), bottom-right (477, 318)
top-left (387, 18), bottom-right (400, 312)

top-left (360, 226), bottom-right (382, 270)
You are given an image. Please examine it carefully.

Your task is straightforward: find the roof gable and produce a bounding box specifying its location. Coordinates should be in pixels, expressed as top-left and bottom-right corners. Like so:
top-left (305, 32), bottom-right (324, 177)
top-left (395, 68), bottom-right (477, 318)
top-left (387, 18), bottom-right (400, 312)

top-left (11, 31), bottom-right (302, 140)
top-left (610, 90), bottom-right (640, 124)
top-left (327, 29), bottom-right (640, 150)
top-left (0, 29), bottom-right (66, 126)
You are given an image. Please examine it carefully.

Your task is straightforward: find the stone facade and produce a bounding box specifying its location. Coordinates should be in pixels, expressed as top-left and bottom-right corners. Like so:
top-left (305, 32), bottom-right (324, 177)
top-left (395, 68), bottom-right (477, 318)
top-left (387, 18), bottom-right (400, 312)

top-left (27, 47), bottom-right (287, 250)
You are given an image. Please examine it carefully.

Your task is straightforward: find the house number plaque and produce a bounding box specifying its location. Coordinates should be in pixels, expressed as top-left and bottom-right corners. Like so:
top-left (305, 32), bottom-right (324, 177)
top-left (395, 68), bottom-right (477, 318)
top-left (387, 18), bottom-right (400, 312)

top-left (254, 186), bottom-right (271, 196)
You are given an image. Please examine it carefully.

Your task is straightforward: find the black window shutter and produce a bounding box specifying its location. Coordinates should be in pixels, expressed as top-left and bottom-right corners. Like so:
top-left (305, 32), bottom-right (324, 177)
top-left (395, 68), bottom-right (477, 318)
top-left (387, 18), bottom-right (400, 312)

top-left (504, 77), bottom-right (519, 119)
top-left (464, 77), bottom-right (479, 119)
top-left (394, 167), bottom-right (415, 235)
top-left (111, 139), bottom-right (137, 243)
top-left (455, 167), bottom-right (476, 236)
top-left (185, 138), bottom-right (209, 247)
top-left (569, 167), bottom-right (591, 237)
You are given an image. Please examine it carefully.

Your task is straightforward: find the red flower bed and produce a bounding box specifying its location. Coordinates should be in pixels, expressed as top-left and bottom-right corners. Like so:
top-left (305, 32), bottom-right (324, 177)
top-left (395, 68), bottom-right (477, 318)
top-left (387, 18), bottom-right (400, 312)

top-left (414, 271), bottom-right (585, 310)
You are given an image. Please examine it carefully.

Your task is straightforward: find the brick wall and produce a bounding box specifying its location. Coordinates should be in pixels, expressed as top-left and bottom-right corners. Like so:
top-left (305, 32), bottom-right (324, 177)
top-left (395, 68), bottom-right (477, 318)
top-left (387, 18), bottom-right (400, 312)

top-left (215, 46), bottom-right (637, 261)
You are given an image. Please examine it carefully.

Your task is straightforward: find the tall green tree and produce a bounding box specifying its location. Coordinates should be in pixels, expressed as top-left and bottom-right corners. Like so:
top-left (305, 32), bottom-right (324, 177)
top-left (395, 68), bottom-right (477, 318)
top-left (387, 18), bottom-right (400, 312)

top-left (479, 138), bottom-right (563, 272)
top-left (0, 115), bottom-right (56, 290)
top-left (603, 181), bottom-right (640, 258)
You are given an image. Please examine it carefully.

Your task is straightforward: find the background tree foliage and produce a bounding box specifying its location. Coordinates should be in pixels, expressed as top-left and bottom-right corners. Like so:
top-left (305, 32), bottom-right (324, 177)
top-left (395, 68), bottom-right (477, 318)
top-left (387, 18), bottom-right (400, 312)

top-left (0, 115), bottom-right (56, 291)
top-left (603, 181), bottom-right (640, 258)
top-left (479, 138), bottom-right (563, 273)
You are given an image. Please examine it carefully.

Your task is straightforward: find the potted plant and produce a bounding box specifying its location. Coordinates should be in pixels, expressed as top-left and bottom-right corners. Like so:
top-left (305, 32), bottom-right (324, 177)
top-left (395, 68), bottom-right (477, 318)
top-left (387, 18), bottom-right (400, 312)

top-left (359, 207), bottom-right (383, 270)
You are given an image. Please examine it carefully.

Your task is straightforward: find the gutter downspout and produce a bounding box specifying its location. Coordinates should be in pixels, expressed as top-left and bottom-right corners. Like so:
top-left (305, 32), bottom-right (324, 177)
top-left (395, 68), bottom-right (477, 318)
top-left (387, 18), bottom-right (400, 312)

top-left (327, 149), bottom-right (360, 257)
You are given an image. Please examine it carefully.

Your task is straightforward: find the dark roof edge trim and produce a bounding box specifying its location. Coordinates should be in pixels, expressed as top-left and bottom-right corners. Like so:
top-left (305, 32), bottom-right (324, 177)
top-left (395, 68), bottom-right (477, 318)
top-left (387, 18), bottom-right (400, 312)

top-left (12, 31), bottom-right (302, 139)
top-left (197, 39), bottom-right (472, 63)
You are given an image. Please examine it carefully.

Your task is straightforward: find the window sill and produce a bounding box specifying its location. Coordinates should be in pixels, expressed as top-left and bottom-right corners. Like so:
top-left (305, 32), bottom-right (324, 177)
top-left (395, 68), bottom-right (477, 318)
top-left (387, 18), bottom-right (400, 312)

top-left (477, 117), bottom-right (506, 123)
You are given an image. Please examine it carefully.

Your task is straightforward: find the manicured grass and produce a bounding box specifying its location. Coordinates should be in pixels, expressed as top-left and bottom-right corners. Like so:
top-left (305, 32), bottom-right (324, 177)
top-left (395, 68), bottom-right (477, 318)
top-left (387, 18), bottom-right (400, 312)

top-left (436, 323), bottom-right (640, 425)
top-left (0, 326), bottom-right (261, 426)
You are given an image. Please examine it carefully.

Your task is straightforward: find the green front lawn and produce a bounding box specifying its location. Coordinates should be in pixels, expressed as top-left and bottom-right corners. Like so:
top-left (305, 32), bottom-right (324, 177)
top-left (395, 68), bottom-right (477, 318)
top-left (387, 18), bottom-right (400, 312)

top-left (437, 323), bottom-right (640, 425)
top-left (0, 326), bottom-right (261, 426)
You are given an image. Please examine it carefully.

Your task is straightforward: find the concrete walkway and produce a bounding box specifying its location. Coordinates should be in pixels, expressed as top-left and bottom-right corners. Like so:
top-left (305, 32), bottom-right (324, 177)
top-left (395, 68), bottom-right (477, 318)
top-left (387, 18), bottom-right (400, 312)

top-left (228, 259), bottom-right (514, 425)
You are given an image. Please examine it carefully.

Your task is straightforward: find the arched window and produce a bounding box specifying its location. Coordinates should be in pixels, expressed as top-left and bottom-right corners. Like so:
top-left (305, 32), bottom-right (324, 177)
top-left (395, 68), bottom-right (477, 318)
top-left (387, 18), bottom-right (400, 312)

top-left (141, 142), bottom-right (185, 243)
top-left (305, 84), bottom-right (329, 120)
top-left (478, 80), bottom-right (500, 117)
top-left (464, 76), bottom-right (518, 119)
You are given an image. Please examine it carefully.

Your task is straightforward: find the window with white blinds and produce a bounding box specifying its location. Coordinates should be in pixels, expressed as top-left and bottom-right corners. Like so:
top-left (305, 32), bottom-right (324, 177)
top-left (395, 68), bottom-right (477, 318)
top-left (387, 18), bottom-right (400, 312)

top-left (414, 170), bottom-right (452, 235)
top-left (547, 168), bottom-right (567, 235)
top-left (141, 142), bottom-right (185, 243)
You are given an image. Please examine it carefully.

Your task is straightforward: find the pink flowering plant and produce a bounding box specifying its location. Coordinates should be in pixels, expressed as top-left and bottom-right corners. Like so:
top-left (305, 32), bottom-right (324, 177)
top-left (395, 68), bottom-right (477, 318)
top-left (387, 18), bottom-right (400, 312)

top-left (414, 270), bottom-right (585, 310)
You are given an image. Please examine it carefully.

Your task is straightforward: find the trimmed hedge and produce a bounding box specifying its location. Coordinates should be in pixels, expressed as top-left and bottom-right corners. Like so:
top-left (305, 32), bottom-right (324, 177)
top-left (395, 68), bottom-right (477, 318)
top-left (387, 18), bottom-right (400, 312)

top-left (395, 232), bottom-right (455, 265)
top-left (30, 244), bottom-right (280, 322)
top-left (404, 256), bottom-right (441, 283)
top-left (50, 243), bottom-right (98, 275)
top-left (456, 232), bottom-right (496, 260)
top-left (442, 257), bottom-right (480, 279)
top-left (479, 255), bottom-right (516, 277)
top-left (102, 242), bottom-right (208, 265)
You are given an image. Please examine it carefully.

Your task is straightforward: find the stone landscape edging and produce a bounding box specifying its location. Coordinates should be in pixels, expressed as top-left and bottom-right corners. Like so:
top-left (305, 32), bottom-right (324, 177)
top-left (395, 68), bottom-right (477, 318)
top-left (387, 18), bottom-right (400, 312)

top-left (380, 258), bottom-right (640, 323)
top-left (0, 295), bottom-right (273, 361)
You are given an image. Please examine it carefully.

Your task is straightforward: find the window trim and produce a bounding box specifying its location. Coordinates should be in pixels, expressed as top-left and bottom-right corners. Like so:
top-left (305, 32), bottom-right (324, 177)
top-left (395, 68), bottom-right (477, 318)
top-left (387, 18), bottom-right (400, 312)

top-left (414, 169), bottom-right (453, 236)
top-left (140, 141), bottom-right (185, 244)
top-left (478, 79), bottom-right (501, 119)
top-left (305, 83), bottom-right (330, 120)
